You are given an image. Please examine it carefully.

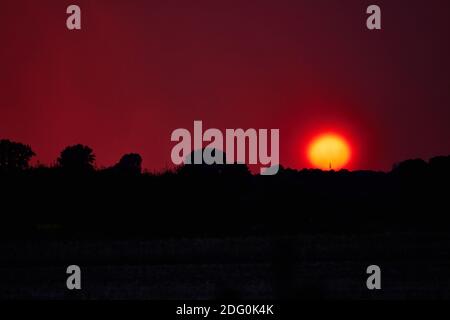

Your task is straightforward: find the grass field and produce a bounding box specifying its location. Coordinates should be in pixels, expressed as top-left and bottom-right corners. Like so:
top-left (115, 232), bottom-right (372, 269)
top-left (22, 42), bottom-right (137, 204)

top-left (2, 232), bottom-right (449, 299)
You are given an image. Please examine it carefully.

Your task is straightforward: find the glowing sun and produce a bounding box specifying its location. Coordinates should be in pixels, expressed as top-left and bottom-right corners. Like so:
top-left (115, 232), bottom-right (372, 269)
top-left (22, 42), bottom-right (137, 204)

top-left (308, 133), bottom-right (351, 170)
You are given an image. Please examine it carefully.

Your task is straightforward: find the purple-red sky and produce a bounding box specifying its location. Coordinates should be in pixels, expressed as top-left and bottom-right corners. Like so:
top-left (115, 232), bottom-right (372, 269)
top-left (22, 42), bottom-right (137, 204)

top-left (1, 0), bottom-right (449, 171)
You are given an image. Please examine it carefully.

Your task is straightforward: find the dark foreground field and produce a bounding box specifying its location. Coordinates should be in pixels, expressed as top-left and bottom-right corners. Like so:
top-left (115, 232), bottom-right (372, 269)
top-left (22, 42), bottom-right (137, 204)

top-left (1, 232), bottom-right (450, 299)
top-left (1, 155), bottom-right (450, 299)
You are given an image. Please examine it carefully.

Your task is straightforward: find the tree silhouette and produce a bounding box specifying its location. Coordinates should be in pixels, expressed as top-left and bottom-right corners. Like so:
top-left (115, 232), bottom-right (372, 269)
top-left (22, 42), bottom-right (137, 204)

top-left (57, 144), bottom-right (95, 172)
top-left (429, 156), bottom-right (450, 174)
top-left (178, 148), bottom-right (251, 177)
top-left (0, 139), bottom-right (35, 171)
top-left (392, 158), bottom-right (428, 179)
top-left (115, 153), bottom-right (142, 175)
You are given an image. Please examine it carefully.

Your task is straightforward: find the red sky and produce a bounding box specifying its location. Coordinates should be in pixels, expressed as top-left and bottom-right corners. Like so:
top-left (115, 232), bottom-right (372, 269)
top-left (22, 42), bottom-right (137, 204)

top-left (1, 0), bottom-right (449, 171)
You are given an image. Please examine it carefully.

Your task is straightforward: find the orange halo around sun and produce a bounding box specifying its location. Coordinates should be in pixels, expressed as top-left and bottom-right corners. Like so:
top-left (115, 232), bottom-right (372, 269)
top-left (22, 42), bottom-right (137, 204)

top-left (307, 133), bottom-right (351, 170)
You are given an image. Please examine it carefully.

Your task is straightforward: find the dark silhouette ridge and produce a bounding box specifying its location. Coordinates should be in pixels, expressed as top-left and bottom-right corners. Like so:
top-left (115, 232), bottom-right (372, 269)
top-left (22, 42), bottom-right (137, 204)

top-left (1, 139), bottom-right (450, 299)
top-left (0, 139), bottom-right (449, 238)
top-left (177, 148), bottom-right (251, 177)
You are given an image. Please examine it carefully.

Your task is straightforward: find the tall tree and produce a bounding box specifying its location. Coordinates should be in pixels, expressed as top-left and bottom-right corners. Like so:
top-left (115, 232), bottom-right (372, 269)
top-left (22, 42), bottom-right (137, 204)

top-left (0, 139), bottom-right (35, 171)
top-left (58, 144), bottom-right (95, 172)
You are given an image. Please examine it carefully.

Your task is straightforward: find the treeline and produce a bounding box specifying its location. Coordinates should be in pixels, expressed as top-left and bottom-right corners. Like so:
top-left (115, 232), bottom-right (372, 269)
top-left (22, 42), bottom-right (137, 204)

top-left (0, 138), bottom-right (449, 238)
top-left (1, 138), bottom-right (450, 177)
top-left (0, 139), bottom-right (142, 175)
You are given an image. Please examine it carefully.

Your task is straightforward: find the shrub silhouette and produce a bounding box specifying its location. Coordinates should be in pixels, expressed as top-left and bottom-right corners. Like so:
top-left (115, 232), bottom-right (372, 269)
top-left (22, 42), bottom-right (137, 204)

top-left (57, 144), bottom-right (95, 172)
top-left (177, 148), bottom-right (250, 177)
top-left (392, 158), bottom-right (428, 177)
top-left (0, 139), bottom-right (35, 171)
top-left (114, 153), bottom-right (143, 175)
top-left (429, 156), bottom-right (450, 175)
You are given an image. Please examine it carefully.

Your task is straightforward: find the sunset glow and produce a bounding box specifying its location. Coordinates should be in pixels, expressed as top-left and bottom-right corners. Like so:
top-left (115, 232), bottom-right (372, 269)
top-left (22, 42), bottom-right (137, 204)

top-left (308, 134), bottom-right (351, 170)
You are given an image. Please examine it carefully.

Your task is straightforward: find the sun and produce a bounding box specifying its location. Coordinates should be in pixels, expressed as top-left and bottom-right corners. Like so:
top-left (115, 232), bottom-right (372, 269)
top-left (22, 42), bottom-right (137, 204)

top-left (307, 133), bottom-right (351, 170)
